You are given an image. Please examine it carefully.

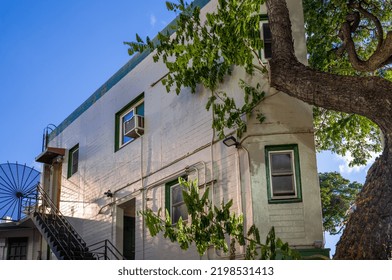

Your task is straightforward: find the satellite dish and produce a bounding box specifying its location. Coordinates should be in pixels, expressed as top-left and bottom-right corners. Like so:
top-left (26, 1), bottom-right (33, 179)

top-left (0, 162), bottom-right (40, 222)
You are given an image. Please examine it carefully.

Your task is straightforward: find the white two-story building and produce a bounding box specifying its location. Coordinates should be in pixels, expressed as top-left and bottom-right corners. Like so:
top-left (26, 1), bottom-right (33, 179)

top-left (0, 0), bottom-right (329, 260)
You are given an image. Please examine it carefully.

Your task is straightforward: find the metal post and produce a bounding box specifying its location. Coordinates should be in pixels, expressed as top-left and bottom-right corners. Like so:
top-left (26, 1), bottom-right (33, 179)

top-left (104, 239), bottom-right (108, 260)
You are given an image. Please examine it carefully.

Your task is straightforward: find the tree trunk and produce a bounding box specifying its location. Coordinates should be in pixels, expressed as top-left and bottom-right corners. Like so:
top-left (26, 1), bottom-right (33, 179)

top-left (265, 0), bottom-right (392, 259)
top-left (334, 144), bottom-right (392, 259)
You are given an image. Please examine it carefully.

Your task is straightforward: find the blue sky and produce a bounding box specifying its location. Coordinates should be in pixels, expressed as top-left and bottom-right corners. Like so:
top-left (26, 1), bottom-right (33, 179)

top-left (317, 150), bottom-right (375, 255)
top-left (0, 0), bottom-right (376, 256)
top-left (0, 0), bottom-right (175, 168)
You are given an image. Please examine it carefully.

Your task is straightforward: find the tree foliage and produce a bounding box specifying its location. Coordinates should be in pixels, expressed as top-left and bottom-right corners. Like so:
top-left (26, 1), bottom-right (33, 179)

top-left (319, 172), bottom-right (362, 234)
top-left (313, 110), bottom-right (381, 166)
top-left (126, 0), bottom-right (392, 259)
top-left (125, 0), bottom-right (266, 139)
top-left (304, 0), bottom-right (392, 73)
top-left (141, 178), bottom-right (299, 259)
top-left (125, 0), bottom-right (389, 166)
top-left (303, 0), bottom-right (391, 166)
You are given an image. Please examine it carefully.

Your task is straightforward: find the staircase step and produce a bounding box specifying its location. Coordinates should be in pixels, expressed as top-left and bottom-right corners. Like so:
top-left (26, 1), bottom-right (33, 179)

top-left (32, 206), bottom-right (100, 260)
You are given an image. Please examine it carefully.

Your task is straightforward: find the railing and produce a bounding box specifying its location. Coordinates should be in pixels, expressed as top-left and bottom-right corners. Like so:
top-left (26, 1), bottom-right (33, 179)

top-left (88, 239), bottom-right (126, 260)
top-left (19, 186), bottom-right (38, 221)
top-left (19, 183), bottom-right (124, 260)
top-left (33, 183), bottom-right (92, 260)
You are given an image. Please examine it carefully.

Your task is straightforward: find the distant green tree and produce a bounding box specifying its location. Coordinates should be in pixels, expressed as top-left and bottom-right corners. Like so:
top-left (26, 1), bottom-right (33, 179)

top-left (141, 178), bottom-right (300, 260)
top-left (319, 172), bottom-right (362, 234)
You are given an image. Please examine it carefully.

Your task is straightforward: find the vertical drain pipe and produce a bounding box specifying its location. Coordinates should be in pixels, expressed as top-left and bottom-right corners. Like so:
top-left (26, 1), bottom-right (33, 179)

top-left (239, 144), bottom-right (253, 230)
top-left (135, 129), bottom-right (145, 260)
top-left (235, 148), bottom-right (242, 216)
top-left (209, 92), bottom-right (217, 260)
top-left (110, 195), bottom-right (115, 241)
top-left (210, 92), bottom-right (216, 209)
top-left (230, 142), bottom-right (245, 257)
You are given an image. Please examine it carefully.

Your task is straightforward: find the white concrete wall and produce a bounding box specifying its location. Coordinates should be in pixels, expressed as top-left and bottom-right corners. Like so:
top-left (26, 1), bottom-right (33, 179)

top-left (44, 0), bottom-right (323, 259)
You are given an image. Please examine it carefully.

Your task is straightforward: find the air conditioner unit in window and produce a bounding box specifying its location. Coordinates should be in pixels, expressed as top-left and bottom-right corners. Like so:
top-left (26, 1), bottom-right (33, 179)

top-left (124, 115), bottom-right (145, 138)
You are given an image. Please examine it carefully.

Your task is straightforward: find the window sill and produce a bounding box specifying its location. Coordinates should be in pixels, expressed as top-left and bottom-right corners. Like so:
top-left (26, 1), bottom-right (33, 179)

top-left (268, 197), bottom-right (302, 204)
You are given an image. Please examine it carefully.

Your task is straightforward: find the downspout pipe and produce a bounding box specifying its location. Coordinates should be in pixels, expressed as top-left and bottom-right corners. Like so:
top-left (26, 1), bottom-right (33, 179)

top-left (238, 144), bottom-right (253, 244)
top-left (210, 91), bottom-right (216, 209)
top-left (135, 129), bottom-right (145, 260)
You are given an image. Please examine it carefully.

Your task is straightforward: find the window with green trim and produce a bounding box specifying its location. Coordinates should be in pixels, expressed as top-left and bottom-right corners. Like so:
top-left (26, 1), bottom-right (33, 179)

top-left (67, 144), bottom-right (79, 178)
top-left (265, 144), bottom-right (302, 203)
top-left (165, 178), bottom-right (188, 224)
top-left (262, 22), bottom-right (272, 59)
top-left (115, 94), bottom-right (144, 151)
top-left (259, 14), bottom-right (272, 60)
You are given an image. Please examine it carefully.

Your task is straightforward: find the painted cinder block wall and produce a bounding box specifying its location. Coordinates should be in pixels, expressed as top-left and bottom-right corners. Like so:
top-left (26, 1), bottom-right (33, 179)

top-left (45, 0), bottom-right (324, 259)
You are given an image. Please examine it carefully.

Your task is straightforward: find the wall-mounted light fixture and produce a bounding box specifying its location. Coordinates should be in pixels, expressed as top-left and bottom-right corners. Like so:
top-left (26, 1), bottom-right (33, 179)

top-left (104, 190), bottom-right (113, 198)
top-left (222, 136), bottom-right (240, 148)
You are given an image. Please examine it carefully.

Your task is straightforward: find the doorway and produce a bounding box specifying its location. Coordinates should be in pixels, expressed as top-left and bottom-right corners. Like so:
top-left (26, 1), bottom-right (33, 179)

top-left (120, 199), bottom-right (135, 260)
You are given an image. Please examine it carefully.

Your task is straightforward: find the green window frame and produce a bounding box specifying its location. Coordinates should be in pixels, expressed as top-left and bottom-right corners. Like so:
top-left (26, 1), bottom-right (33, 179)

top-left (259, 14), bottom-right (272, 60)
top-left (67, 144), bottom-right (79, 178)
top-left (262, 22), bottom-right (272, 59)
top-left (165, 177), bottom-right (188, 224)
top-left (115, 93), bottom-right (144, 151)
top-left (265, 144), bottom-right (302, 203)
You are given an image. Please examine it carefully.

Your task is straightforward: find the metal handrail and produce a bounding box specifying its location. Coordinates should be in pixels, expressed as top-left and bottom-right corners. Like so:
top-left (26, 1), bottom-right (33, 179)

top-left (88, 239), bottom-right (126, 260)
top-left (20, 185), bottom-right (39, 220)
top-left (34, 183), bottom-right (91, 259)
top-left (22, 183), bottom-right (124, 260)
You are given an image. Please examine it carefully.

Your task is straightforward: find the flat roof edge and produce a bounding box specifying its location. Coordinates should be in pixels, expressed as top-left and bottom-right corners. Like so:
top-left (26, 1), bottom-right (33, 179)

top-left (49, 0), bottom-right (211, 141)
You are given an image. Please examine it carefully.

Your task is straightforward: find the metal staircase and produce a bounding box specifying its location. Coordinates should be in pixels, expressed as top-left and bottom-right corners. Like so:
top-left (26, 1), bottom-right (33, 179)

top-left (26, 184), bottom-right (125, 260)
top-left (31, 184), bottom-right (95, 260)
top-left (88, 239), bottom-right (125, 260)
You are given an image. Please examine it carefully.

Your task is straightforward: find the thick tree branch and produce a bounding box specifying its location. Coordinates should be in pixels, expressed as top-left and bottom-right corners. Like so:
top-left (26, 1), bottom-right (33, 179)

top-left (355, 3), bottom-right (383, 49)
top-left (338, 1), bottom-right (392, 72)
top-left (266, 0), bottom-right (392, 259)
top-left (265, 0), bottom-right (392, 137)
